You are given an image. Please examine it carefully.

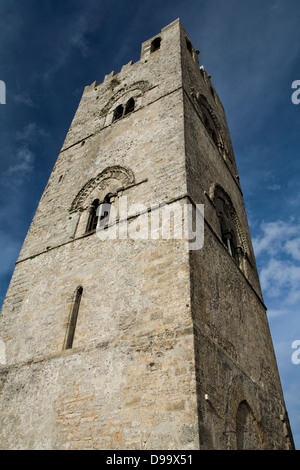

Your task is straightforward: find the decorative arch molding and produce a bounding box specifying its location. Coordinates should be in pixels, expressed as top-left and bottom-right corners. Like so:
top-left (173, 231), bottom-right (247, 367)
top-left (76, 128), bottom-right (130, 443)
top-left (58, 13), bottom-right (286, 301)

top-left (99, 80), bottom-right (153, 119)
top-left (198, 94), bottom-right (222, 129)
top-left (224, 376), bottom-right (267, 450)
top-left (209, 183), bottom-right (248, 256)
top-left (196, 93), bottom-right (230, 158)
top-left (70, 165), bottom-right (135, 212)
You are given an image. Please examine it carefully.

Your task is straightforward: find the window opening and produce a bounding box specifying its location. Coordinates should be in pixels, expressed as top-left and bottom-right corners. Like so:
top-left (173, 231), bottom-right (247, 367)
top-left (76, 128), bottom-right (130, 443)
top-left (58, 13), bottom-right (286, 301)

top-left (113, 105), bottom-right (124, 122)
top-left (202, 106), bottom-right (220, 148)
top-left (87, 199), bottom-right (100, 232)
top-left (65, 286), bottom-right (83, 350)
top-left (236, 401), bottom-right (262, 450)
top-left (218, 211), bottom-right (238, 262)
top-left (150, 37), bottom-right (161, 53)
top-left (186, 38), bottom-right (193, 54)
top-left (98, 195), bottom-right (111, 228)
top-left (124, 98), bottom-right (135, 115)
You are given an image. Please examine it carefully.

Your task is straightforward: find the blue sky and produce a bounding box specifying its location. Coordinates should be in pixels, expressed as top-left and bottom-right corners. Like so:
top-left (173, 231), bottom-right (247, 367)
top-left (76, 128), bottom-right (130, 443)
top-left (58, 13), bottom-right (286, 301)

top-left (0, 0), bottom-right (299, 449)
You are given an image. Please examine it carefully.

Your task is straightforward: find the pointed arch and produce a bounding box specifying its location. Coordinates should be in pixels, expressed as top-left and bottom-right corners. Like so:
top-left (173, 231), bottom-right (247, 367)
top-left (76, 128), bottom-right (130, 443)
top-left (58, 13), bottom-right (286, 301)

top-left (225, 375), bottom-right (267, 450)
top-left (236, 400), bottom-right (264, 450)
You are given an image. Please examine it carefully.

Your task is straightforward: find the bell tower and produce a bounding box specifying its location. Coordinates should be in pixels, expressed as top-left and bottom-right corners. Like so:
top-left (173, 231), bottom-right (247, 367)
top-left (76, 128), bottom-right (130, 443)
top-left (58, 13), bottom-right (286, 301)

top-left (0, 19), bottom-right (294, 450)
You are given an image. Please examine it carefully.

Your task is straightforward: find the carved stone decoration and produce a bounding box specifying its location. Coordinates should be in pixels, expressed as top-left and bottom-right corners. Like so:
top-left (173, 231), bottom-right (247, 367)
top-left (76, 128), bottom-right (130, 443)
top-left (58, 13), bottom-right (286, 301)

top-left (196, 93), bottom-right (230, 158)
top-left (70, 165), bottom-right (135, 212)
top-left (99, 80), bottom-right (153, 118)
top-left (209, 183), bottom-right (248, 256)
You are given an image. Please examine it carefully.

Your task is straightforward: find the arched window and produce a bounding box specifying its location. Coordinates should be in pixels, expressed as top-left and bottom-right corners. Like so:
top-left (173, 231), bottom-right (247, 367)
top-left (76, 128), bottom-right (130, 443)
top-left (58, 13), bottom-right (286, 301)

top-left (98, 194), bottom-right (111, 228)
top-left (220, 225), bottom-right (238, 260)
top-left (86, 196), bottom-right (112, 232)
top-left (216, 196), bottom-right (239, 263)
top-left (236, 401), bottom-right (263, 450)
top-left (212, 186), bottom-right (244, 265)
top-left (201, 105), bottom-right (220, 148)
top-left (113, 104), bottom-right (124, 122)
top-left (124, 98), bottom-right (135, 115)
top-left (150, 37), bottom-right (161, 53)
top-left (64, 286), bottom-right (83, 350)
top-left (86, 199), bottom-right (100, 233)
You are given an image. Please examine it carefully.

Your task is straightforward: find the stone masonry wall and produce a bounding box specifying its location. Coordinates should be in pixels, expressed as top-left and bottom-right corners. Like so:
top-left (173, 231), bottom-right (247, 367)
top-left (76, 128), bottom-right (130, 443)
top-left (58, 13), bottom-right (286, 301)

top-left (0, 20), bottom-right (201, 450)
top-left (179, 22), bottom-right (292, 449)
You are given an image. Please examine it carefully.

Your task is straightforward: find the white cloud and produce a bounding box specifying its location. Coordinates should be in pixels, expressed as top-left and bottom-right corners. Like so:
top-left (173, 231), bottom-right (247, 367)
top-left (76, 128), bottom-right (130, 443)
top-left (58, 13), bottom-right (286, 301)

top-left (253, 219), bottom-right (300, 258)
top-left (267, 308), bottom-right (290, 318)
top-left (16, 122), bottom-right (48, 142)
top-left (254, 219), bottom-right (300, 320)
top-left (260, 258), bottom-right (300, 295)
top-left (13, 93), bottom-right (35, 107)
top-left (285, 238), bottom-right (300, 262)
top-left (267, 184), bottom-right (281, 191)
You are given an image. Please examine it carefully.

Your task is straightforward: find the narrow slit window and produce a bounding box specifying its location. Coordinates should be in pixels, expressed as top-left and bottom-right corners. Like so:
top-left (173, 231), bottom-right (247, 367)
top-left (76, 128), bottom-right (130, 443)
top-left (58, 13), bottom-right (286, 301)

top-left (65, 286), bottom-right (83, 350)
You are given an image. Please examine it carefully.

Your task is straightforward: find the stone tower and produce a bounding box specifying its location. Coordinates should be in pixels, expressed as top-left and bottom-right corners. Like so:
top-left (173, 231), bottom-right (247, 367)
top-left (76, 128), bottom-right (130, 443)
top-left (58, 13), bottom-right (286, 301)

top-left (0, 19), bottom-right (294, 450)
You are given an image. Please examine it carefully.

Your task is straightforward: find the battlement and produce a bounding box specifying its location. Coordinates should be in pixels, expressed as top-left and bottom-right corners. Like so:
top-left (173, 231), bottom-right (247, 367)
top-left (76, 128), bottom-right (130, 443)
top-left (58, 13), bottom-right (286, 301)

top-left (98, 19), bottom-right (180, 83)
top-left (85, 18), bottom-right (222, 119)
top-left (87, 18), bottom-right (200, 88)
